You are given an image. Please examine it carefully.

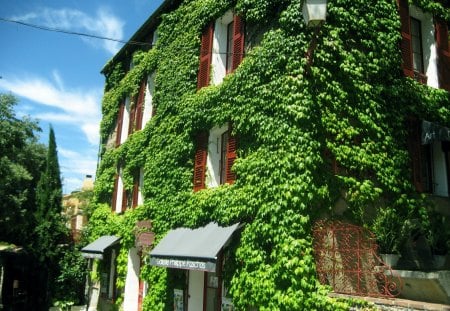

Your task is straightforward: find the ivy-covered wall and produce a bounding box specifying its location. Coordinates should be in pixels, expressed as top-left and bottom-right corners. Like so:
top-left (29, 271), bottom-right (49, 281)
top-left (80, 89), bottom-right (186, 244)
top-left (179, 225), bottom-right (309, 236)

top-left (88, 0), bottom-right (450, 310)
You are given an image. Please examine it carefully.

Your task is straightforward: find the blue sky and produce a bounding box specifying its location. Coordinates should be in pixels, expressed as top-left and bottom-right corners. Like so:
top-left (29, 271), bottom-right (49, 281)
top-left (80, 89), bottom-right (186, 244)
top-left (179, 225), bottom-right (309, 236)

top-left (0, 0), bottom-right (163, 193)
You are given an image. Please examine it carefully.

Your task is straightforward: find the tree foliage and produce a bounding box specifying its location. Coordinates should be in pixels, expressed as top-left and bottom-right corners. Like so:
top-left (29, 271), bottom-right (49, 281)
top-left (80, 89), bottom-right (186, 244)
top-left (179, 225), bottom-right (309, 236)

top-left (0, 93), bottom-right (46, 245)
top-left (34, 126), bottom-right (67, 263)
top-left (92, 0), bottom-right (450, 310)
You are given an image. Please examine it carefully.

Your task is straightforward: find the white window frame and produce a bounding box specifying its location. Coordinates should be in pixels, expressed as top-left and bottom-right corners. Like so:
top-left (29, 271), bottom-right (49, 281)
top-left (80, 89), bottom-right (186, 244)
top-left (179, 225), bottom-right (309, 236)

top-left (119, 97), bottom-right (131, 145)
top-left (206, 124), bottom-right (229, 188)
top-left (211, 10), bottom-right (234, 85)
top-left (115, 167), bottom-right (125, 213)
top-left (137, 168), bottom-right (144, 206)
top-left (429, 141), bottom-right (449, 197)
top-left (409, 5), bottom-right (439, 88)
top-left (142, 73), bottom-right (155, 128)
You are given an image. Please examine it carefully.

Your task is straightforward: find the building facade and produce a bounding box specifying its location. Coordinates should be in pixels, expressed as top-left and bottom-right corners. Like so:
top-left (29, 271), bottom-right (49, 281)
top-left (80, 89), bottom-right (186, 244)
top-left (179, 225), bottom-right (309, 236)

top-left (86, 0), bottom-right (450, 310)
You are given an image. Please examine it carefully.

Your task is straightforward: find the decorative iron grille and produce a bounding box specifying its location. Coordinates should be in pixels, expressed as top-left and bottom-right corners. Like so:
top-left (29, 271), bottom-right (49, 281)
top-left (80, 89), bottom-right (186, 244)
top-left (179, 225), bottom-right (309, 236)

top-left (312, 220), bottom-right (402, 298)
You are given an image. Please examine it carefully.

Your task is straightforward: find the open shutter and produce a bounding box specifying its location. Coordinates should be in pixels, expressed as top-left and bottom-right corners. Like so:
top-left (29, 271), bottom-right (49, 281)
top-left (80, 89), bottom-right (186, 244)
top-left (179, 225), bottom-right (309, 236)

top-left (112, 174), bottom-right (119, 211)
top-left (128, 100), bottom-right (136, 136)
top-left (132, 173), bottom-right (140, 208)
top-left (135, 79), bottom-right (147, 131)
top-left (436, 19), bottom-right (450, 91)
top-left (407, 117), bottom-right (423, 192)
top-left (115, 103), bottom-right (125, 147)
top-left (193, 131), bottom-right (208, 191)
top-left (231, 15), bottom-right (245, 71)
top-left (121, 187), bottom-right (128, 212)
top-left (225, 125), bottom-right (237, 184)
top-left (197, 23), bottom-right (214, 89)
top-left (398, 0), bottom-right (414, 78)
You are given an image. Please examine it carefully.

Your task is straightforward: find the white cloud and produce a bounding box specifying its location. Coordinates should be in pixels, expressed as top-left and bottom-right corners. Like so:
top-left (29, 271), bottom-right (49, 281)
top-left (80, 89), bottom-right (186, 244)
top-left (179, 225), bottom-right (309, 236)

top-left (59, 147), bottom-right (97, 194)
top-left (59, 148), bottom-right (98, 175)
top-left (12, 7), bottom-right (124, 55)
top-left (0, 75), bottom-right (102, 145)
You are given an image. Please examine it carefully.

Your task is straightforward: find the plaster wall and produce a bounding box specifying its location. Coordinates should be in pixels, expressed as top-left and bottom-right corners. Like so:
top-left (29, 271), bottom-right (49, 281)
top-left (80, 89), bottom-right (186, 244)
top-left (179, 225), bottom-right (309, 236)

top-left (123, 248), bottom-right (140, 311)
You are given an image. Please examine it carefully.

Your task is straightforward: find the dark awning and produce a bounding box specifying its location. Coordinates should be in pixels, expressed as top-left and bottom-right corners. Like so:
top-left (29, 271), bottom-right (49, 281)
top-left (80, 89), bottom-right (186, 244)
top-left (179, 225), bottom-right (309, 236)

top-left (422, 120), bottom-right (450, 144)
top-left (81, 235), bottom-right (120, 259)
top-left (149, 222), bottom-right (240, 272)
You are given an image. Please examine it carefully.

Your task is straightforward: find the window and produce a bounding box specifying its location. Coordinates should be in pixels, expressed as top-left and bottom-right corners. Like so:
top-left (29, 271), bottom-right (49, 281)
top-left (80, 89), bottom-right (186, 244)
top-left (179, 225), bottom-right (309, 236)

top-left (435, 18), bottom-right (450, 92)
top-left (141, 73), bottom-right (156, 128)
top-left (112, 167), bottom-right (127, 213)
top-left (411, 17), bottom-right (424, 74)
top-left (226, 21), bottom-right (234, 73)
top-left (100, 248), bottom-right (118, 301)
top-left (417, 141), bottom-right (450, 197)
top-left (197, 11), bottom-right (245, 89)
top-left (112, 167), bottom-right (143, 212)
top-left (204, 271), bottom-right (220, 311)
top-left (398, 1), bottom-right (437, 86)
top-left (193, 124), bottom-right (237, 191)
top-left (131, 168), bottom-right (144, 208)
top-left (115, 76), bottom-right (150, 147)
top-left (115, 98), bottom-right (131, 146)
top-left (133, 79), bottom-right (147, 132)
top-left (408, 119), bottom-right (450, 197)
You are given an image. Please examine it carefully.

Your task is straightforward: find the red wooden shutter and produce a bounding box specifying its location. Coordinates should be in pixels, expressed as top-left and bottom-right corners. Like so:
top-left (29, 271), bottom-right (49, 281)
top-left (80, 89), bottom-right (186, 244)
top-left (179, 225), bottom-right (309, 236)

top-left (407, 117), bottom-right (423, 192)
top-left (132, 172), bottom-right (140, 208)
top-left (135, 79), bottom-right (147, 131)
top-left (231, 15), bottom-right (245, 71)
top-left (225, 125), bottom-right (237, 184)
top-left (436, 19), bottom-right (450, 91)
top-left (398, 0), bottom-right (414, 78)
top-left (193, 131), bottom-right (208, 191)
top-left (138, 271), bottom-right (144, 311)
top-left (115, 103), bottom-right (125, 147)
top-left (112, 174), bottom-right (119, 211)
top-left (197, 23), bottom-right (214, 89)
top-left (121, 186), bottom-right (128, 212)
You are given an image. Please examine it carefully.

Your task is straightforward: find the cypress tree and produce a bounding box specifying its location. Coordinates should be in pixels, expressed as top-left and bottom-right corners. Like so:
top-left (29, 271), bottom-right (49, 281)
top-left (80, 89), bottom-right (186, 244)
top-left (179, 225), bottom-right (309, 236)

top-left (36, 126), bottom-right (62, 218)
top-left (33, 125), bottom-right (67, 309)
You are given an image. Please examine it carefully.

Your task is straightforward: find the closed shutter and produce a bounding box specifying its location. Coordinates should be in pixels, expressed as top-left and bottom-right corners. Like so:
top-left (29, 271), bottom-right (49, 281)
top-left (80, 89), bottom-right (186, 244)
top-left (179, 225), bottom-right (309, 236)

top-left (135, 79), bottom-right (147, 131)
top-left (225, 125), bottom-right (237, 184)
top-left (197, 23), bottom-right (214, 89)
top-left (407, 117), bottom-right (423, 192)
top-left (193, 131), bottom-right (208, 191)
top-left (231, 15), bottom-right (245, 71)
top-left (112, 174), bottom-right (119, 211)
top-left (398, 0), bottom-right (414, 78)
top-left (115, 103), bottom-right (125, 147)
top-left (436, 19), bottom-right (450, 91)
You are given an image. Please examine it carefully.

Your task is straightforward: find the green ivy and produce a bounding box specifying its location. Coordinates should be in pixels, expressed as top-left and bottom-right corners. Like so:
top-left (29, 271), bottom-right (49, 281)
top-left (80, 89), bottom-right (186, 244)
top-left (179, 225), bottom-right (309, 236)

top-left (88, 0), bottom-right (450, 310)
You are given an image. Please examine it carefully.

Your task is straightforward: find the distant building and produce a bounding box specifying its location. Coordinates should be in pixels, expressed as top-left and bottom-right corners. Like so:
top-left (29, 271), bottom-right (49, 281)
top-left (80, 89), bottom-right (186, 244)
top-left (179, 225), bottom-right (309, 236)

top-left (62, 175), bottom-right (94, 243)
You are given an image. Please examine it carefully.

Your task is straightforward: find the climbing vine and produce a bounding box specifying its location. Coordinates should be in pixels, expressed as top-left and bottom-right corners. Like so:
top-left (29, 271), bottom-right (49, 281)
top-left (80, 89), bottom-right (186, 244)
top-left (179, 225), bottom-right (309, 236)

top-left (87, 0), bottom-right (450, 310)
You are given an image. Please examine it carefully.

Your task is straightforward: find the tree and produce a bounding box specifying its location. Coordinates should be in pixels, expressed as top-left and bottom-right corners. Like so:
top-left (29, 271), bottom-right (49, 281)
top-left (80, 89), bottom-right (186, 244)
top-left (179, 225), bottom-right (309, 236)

top-left (0, 93), bottom-right (46, 245)
top-left (35, 126), bottom-right (63, 220)
top-left (33, 126), bottom-right (68, 308)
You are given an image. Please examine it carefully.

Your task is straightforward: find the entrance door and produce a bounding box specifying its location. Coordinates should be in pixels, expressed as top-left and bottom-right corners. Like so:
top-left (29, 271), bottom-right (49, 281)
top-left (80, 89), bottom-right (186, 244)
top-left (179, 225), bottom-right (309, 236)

top-left (188, 270), bottom-right (204, 311)
top-left (204, 271), bottom-right (220, 311)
